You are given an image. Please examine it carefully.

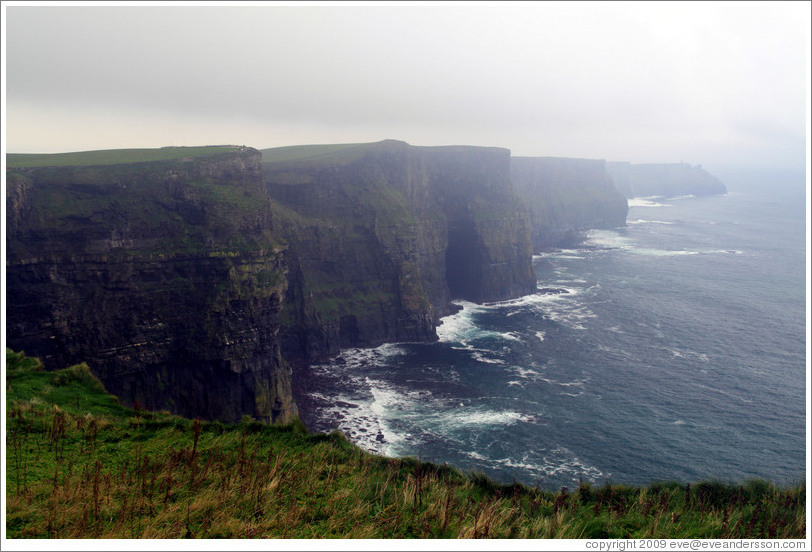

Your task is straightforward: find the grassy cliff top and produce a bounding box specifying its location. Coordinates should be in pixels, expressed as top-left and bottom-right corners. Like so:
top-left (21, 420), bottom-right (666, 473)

top-left (260, 140), bottom-right (513, 166)
top-left (5, 348), bottom-right (805, 539)
top-left (260, 141), bottom-right (393, 165)
top-left (6, 146), bottom-right (244, 168)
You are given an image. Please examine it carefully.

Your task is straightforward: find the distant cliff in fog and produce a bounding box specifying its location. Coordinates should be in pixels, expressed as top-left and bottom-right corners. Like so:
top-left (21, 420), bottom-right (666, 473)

top-left (607, 162), bottom-right (727, 198)
top-left (511, 156), bottom-right (628, 251)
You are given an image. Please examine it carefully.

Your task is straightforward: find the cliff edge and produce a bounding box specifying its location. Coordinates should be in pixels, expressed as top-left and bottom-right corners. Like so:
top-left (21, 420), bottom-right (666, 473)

top-left (262, 140), bottom-right (536, 362)
top-left (6, 146), bottom-right (297, 423)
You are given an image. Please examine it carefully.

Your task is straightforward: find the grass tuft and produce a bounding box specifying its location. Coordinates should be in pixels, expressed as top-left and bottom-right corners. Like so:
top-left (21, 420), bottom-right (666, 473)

top-left (53, 362), bottom-right (107, 394)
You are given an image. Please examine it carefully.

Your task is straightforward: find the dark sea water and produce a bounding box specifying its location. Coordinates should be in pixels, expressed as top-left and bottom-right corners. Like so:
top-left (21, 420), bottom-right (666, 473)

top-left (296, 173), bottom-right (807, 490)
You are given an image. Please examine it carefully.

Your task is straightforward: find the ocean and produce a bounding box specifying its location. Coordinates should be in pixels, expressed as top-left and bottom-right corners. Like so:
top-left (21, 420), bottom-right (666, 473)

top-left (295, 172), bottom-right (807, 490)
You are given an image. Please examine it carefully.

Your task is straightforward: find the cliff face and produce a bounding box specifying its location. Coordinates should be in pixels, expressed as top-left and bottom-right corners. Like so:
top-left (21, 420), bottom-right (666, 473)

top-left (607, 162), bottom-right (727, 198)
top-left (511, 157), bottom-right (628, 251)
top-left (6, 148), bottom-right (297, 423)
top-left (8, 140), bottom-right (649, 424)
top-left (262, 140), bottom-right (536, 361)
top-left (414, 144), bottom-right (536, 303)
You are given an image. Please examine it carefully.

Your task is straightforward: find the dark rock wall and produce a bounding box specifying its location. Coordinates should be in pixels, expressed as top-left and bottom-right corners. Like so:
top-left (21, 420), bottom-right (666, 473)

top-left (7, 141), bottom-right (670, 425)
top-left (6, 149), bottom-right (297, 423)
top-left (607, 161), bottom-right (727, 198)
top-left (264, 140), bottom-right (536, 362)
top-left (511, 157), bottom-right (629, 251)
top-left (416, 145), bottom-right (536, 302)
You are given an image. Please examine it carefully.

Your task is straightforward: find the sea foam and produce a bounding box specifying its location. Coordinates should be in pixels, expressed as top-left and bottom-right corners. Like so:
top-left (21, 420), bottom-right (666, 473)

top-left (627, 219), bottom-right (675, 225)
top-left (436, 300), bottom-right (482, 343)
top-left (628, 197), bottom-right (672, 208)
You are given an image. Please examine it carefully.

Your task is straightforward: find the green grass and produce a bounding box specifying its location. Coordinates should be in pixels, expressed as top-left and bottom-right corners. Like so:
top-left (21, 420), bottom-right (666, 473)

top-left (6, 146), bottom-right (242, 168)
top-left (259, 142), bottom-right (374, 165)
top-left (5, 349), bottom-right (806, 539)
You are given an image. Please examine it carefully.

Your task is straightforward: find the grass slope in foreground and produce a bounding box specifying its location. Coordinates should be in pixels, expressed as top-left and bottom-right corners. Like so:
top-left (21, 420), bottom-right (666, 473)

top-left (5, 349), bottom-right (806, 539)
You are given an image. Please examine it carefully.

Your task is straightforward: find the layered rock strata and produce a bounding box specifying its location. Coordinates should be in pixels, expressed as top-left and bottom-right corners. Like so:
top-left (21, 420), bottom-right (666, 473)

top-left (6, 148), bottom-right (297, 423)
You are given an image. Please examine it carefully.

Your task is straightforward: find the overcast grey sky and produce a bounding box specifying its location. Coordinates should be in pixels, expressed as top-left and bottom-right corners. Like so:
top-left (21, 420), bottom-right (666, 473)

top-left (3, 1), bottom-right (810, 172)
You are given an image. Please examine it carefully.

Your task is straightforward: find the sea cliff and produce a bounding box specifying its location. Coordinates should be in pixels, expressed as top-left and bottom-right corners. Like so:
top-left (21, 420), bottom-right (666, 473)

top-left (262, 140), bottom-right (536, 362)
top-left (511, 156), bottom-right (628, 250)
top-left (6, 147), bottom-right (296, 423)
top-left (607, 161), bottom-right (726, 198)
top-left (6, 140), bottom-right (637, 424)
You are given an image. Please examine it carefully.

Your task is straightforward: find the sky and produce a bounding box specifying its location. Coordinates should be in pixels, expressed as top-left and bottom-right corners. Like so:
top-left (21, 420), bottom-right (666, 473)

top-left (3, 1), bottom-right (810, 173)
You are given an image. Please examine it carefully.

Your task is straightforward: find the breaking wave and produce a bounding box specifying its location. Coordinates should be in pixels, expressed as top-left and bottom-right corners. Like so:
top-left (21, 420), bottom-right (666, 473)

top-left (627, 197), bottom-right (672, 208)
